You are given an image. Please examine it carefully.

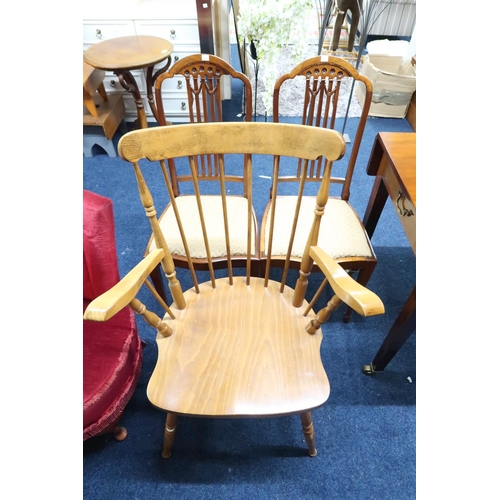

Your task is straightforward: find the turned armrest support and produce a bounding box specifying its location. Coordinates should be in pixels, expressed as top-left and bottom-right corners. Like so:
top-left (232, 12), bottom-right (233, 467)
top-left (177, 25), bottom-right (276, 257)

top-left (309, 246), bottom-right (384, 317)
top-left (83, 249), bottom-right (165, 322)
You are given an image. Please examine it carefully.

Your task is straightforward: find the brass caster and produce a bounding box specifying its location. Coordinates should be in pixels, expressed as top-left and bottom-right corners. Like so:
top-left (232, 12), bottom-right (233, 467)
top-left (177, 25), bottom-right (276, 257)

top-left (161, 450), bottom-right (171, 459)
top-left (362, 363), bottom-right (376, 375)
top-left (308, 449), bottom-right (317, 457)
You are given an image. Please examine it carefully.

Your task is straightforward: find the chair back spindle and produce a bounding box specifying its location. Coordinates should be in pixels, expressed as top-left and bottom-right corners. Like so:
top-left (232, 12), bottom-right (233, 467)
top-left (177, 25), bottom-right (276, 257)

top-left (155, 54), bottom-right (253, 197)
top-left (130, 160), bottom-right (185, 309)
top-left (145, 55), bottom-right (256, 302)
top-left (293, 157), bottom-right (335, 307)
top-left (119, 123), bottom-right (346, 297)
top-left (273, 56), bottom-right (372, 200)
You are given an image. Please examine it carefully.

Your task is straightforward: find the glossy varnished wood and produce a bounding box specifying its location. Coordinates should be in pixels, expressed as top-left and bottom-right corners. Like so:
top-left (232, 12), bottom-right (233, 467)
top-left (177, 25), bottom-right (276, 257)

top-left (154, 54), bottom-right (252, 131)
top-left (84, 36), bottom-right (173, 129)
top-left (271, 55), bottom-right (372, 202)
top-left (84, 36), bottom-right (173, 71)
top-left (363, 132), bottom-right (416, 254)
top-left (147, 277), bottom-right (330, 417)
top-left (362, 132), bottom-right (416, 373)
top-left (365, 132), bottom-right (416, 206)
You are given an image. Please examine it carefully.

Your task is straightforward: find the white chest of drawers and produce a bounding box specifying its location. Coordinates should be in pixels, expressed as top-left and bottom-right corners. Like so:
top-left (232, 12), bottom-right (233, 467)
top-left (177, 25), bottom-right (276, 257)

top-left (83, 0), bottom-right (203, 123)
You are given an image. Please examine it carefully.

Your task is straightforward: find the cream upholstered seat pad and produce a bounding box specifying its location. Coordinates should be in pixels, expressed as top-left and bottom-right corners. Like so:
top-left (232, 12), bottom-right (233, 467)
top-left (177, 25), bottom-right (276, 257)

top-left (264, 196), bottom-right (373, 259)
top-left (149, 195), bottom-right (256, 259)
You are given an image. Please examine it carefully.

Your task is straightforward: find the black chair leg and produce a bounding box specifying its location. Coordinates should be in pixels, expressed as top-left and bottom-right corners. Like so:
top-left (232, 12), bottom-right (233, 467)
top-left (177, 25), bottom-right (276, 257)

top-left (150, 263), bottom-right (168, 304)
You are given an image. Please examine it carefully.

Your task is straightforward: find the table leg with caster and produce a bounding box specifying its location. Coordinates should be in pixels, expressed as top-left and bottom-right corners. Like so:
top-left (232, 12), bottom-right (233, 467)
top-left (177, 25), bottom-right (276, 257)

top-left (117, 71), bottom-right (148, 129)
top-left (146, 57), bottom-right (172, 123)
top-left (363, 286), bottom-right (416, 374)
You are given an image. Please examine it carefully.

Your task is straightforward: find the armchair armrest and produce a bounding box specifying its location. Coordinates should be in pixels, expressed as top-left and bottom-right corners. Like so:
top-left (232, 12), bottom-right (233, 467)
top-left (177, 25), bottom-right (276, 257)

top-left (309, 245), bottom-right (384, 317)
top-left (84, 249), bottom-right (165, 322)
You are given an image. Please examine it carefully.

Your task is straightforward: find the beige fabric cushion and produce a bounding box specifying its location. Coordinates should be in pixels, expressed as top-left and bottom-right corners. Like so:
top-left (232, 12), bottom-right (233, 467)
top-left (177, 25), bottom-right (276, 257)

top-left (264, 196), bottom-right (374, 259)
top-left (150, 195), bottom-right (256, 259)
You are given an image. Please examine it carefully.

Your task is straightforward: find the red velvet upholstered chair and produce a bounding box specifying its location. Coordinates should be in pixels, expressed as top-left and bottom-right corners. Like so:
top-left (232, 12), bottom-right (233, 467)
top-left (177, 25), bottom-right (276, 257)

top-left (83, 190), bottom-right (143, 441)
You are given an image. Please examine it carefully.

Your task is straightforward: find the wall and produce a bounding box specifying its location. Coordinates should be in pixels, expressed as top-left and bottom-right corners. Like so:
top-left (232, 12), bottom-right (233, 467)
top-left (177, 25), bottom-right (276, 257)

top-left (366, 0), bottom-right (416, 38)
top-left (83, 0), bottom-right (198, 20)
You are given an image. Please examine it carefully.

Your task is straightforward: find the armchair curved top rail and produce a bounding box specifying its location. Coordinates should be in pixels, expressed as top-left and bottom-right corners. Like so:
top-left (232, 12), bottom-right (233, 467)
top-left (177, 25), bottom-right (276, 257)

top-left (118, 122), bottom-right (346, 163)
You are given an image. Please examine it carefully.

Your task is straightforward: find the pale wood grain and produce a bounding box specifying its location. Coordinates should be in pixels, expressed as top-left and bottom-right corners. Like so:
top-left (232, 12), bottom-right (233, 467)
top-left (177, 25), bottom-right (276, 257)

top-left (308, 245), bottom-right (385, 317)
top-left (83, 249), bottom-right (165, 322)
top-left (87, 122), bottom-right (386, 457)
top-left (374, 132), bottom-right (416, 207)
top-left (131, 162), bottom-right (186, 309)
top-left (147, 277), bottom-right (330, 417)
top-left (118, 122), bottom-right (346, 163)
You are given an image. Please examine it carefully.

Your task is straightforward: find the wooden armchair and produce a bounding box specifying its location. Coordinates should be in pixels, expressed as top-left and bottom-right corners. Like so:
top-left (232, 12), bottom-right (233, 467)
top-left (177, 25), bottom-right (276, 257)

top-left (83, 122), bottom-right (384, 458)
top-left (147, 54), bottom-right (255, 302)
top-left (261, 56), bottom-right (376, 322)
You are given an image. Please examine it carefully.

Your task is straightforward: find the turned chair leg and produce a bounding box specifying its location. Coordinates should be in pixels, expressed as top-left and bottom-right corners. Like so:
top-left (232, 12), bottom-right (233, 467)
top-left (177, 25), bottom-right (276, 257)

top-left (162, 413), bottom-right (178, 458)
top-left (300, 412), bottom-right (317, 457)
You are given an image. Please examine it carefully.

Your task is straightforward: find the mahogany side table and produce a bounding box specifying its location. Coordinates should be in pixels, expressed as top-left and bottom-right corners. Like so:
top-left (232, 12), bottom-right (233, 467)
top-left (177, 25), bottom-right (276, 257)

top-left (362, 132), bottom-right (416, 374)
top-left (84, 35), bottom-right (174, 129)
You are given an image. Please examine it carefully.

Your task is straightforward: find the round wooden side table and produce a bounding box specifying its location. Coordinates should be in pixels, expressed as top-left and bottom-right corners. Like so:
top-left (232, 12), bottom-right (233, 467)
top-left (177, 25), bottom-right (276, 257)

top-left (84, 36), bottom-right (174, 128)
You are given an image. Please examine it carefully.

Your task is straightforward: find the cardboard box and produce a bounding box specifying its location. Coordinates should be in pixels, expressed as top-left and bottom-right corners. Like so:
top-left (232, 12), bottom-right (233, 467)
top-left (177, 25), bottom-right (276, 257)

top-left (356, 54), bottom-right (416, 118)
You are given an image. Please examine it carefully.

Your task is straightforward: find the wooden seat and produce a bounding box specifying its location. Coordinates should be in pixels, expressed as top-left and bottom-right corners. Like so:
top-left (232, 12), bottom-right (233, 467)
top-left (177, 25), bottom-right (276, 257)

top-left (261, 56), bottom-right (376, 323)
top-left (147, 54), bottom-right (255, 302)
top-left (83, 122), bottom-right (384, 458)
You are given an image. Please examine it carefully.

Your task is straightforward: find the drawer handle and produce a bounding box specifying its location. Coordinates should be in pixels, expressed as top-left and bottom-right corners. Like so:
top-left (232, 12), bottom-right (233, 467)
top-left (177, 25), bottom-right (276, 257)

top-left (396, 191), bottom-right (414, 217)
top-left (170, 29), bottom-right (176, 39)
top-left (110, 80), bottom-right (116, 88)
top-left (177, 80), bottom-right (183, 89)
top-left (96, 29), bottom-right (102, 39)
top-left (181, 102), bottom-right (186, 110)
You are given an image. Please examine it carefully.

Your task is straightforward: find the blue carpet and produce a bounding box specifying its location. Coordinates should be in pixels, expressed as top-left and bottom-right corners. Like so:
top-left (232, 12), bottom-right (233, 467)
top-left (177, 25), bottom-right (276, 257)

top-left (83, 49), bottom-right (415, 499)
